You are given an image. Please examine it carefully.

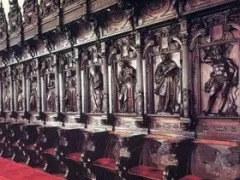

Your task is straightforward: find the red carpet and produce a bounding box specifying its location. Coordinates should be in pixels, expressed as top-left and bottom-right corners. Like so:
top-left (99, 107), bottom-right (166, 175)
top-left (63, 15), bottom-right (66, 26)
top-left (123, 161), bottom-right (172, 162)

top-left (0, 158), bottom-right (64, 180)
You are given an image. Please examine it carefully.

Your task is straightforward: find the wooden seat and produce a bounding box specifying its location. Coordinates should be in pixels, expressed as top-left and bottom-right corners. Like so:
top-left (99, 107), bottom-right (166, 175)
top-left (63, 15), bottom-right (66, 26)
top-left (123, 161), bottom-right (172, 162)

top-left (93, 158), bottom-right (116, 172)
top-left (65, 152), bottom-right (82, 162)
top-left (179, 175), bottom-right (204, 180)
top-left (128, 165), bottom-right (163, 180)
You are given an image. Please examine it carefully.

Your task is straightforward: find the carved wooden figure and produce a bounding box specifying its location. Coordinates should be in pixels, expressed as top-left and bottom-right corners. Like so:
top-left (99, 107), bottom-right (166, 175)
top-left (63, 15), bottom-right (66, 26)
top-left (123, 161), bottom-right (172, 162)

top-left (154, 53), bottom-right (180, 114)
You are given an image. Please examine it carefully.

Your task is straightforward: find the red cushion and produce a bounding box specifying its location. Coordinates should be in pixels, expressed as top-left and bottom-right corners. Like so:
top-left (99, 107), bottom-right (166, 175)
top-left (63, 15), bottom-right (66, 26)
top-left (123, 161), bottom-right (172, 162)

top-left (179, 175), bottom-right (204, 180)
top-left (66, 153), bottom-right (81, 162)
top-left (25, 145), bottom-right (36, 151)
top-left (43, 148), bottom-right (56, 155)
top-left (128, 165), bottom-right (163, 180)
top-left (93, 158), bottom-right (116, 172)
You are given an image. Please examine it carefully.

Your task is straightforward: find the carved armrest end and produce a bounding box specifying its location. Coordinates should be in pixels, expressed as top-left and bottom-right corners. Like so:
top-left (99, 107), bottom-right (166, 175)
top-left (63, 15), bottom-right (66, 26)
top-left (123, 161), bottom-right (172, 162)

top-left (163, 165), bottom-right (177, 180)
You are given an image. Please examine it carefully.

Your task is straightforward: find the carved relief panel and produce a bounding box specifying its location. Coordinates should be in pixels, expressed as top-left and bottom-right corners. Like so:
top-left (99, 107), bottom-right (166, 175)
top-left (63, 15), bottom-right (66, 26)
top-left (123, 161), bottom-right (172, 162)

top-left (12, 64), bottom-right (24, 111)
top-left (192, 143), bottom-right (240, 180)
top-left (76, 19), bottom-right (98, 45)
top-left (101, 6), bottom-right (133, 37)
top-left (2, 69), bottom-right (11, 112)
top-left (82, 44), bottom-right (104, 113)
top-left (40, 56), bottom-right (56, 112)
top-left (191, 9), bottom-right (240, 117)
top-left (59, 51), bottom-right (77, 112)
top-left (26, 60), bottom-right (38, 112)
top-left (138, 0), bottom-right (175, 27)
top-left (142, 139), bottom-right (178, 168)
top-left (109, 36), bottom-right (137, 113)
top-left (143, 25), bottom-right (182, 115)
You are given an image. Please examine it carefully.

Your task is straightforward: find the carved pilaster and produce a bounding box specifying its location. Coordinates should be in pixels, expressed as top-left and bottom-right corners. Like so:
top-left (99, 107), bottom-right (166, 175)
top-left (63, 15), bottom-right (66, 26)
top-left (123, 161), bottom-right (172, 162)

top-left (54, 55), bottom-right (60, 113)
top-left (9, 66), bottom-right (14, 112)
top-left (180, 19), bottom-right (191, 118)
top-left (75, 48), bottom-right (82, 115)
top-left (135, 32), bottom-right (143, 117)
top-left (102, 42), bottom-right (109, 114)
top-left (36, 59), bottom-right (41, 113)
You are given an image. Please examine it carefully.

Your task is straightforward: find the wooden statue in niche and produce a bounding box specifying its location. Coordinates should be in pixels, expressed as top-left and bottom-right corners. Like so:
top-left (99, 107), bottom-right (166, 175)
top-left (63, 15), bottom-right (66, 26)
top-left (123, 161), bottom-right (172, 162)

top-left (30, 76), bottom-right (37, 111)
top-left (47, 73), bottom-right (55, 111)
top-left (89, 65), bottom-right (103, 113)
top-left (63, 54), bottom-right (77, 112)
top-left (40, 0), bottom-right (59, 18)
top-left (202, 44), bottom-right (239, 116)
top-left (8, 0), bottom-right (22, 34)
top-left (0, 2), bottom-right (7, 42)
top-left (117, 61), bottom-right (136, 113)
top-left (14, 66), bottom-right (24, 111)
top-left (65, 71), bottom-right (76, 112)
top-left (111, 37), bottom-right (137, 113)
top-left (3, 72), bottom-right (11, 111)
top-left (154, 53), bottom-right (180, 114)
top-left (27, 61), bottom-right (38, 112)
top-left (42, 57), bottom-right (56, 112)
top-left (83, 45), bottom-right (104, 113)
top-left (23, 0), bottom-right (37, 26)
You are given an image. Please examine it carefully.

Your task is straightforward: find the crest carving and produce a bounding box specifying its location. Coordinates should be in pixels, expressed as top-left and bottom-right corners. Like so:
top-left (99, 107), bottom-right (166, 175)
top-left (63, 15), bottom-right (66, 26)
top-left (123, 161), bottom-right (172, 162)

top-left (23, 0), bottom-right (38, 26)
top-left (8, 0), bottom-right (22, 34)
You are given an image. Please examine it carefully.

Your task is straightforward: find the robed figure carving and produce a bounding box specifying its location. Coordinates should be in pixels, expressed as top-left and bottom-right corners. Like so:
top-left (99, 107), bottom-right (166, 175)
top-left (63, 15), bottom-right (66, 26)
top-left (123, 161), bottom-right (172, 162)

top-left (30, 77), bottom-right (37, 111)
top-left (47, 73), bottom-right (55, 111)
top-left (65, 71), bottom-right (77, 112)
top-left (16, 77), bottom-right (23, 111)
top-left (117, 61), bottom-right (136, 113)
top-left (202, 44), bottom-right (239, 116)
top-left (4, 80), bottom-right (11, 111)
top-left (90, 66), bottom-right (103, 113)
top-left (154, 53), bottom-right (180, 114)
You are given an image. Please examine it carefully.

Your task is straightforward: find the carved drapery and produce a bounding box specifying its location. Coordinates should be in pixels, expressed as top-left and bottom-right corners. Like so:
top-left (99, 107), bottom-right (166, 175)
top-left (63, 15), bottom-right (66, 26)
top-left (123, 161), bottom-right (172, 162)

top-left (82, 44), bottom-right (104, 113)
top-left (143, 24), bottom-right (182, 115)
top-left (12, 64), bottom-right (24, 112)
top-left (59, 51), bottom-right (77, 113)
top-left (108, 35), bottom-right (137, 114)
top-left (2, 68), bottom-right (11, 112)
top-left (40, 56), bottom-right (57, 112)
top-left (26, 60), bottom-right (38, 112)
